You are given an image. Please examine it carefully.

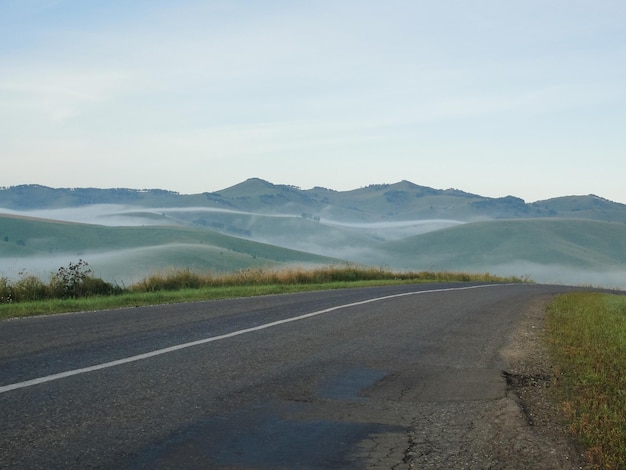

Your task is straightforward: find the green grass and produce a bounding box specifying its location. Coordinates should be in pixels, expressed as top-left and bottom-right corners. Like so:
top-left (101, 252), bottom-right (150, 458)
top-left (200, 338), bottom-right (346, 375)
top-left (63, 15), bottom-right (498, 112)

top-left (0, 266), bottom-right (524, 319)
top-left (546, 293), bottom-right (626, 469)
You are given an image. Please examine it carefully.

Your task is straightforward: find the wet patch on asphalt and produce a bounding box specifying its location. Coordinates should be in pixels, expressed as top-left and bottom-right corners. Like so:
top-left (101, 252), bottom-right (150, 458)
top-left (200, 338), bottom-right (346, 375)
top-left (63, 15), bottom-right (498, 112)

top-left (130, 400), bottom-right (405, 469)
top-left (130, 367), bottom-right (405, 469)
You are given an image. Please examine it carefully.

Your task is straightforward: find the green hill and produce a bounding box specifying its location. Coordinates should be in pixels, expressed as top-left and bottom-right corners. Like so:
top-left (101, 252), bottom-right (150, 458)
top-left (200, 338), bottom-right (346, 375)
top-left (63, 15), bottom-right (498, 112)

top-left (378, 219), bottom-right (626, 285)
top-left (0, 214), bottom-right (341, 283)
top-left (531, 195), bottom-right (626, 223)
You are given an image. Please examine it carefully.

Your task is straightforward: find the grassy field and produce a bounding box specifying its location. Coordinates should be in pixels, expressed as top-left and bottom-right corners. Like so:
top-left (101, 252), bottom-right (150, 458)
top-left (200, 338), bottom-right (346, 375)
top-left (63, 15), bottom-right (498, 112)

top-left (546, 292), bottom-right (626, 469)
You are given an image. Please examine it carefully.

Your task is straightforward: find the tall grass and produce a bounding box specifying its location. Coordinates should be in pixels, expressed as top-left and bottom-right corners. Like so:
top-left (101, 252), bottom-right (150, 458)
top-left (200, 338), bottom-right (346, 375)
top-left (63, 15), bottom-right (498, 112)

top-left (128, 266), bottom-right (521, 292)
top-left (546, 293), bottom-right (626, 469)
top-left (0, 263), bottom-right (525, 319)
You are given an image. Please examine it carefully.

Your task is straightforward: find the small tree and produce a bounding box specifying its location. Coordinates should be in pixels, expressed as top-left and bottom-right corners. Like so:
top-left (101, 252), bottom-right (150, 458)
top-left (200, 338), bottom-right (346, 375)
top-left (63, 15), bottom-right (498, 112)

top-left (51, 259), bottom-right (93, 298)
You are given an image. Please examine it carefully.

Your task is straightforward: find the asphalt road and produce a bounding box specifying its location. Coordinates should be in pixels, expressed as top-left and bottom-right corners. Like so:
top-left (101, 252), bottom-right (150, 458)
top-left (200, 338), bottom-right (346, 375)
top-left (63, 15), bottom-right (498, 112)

top-left (0, 283), bottom-right (576, 469)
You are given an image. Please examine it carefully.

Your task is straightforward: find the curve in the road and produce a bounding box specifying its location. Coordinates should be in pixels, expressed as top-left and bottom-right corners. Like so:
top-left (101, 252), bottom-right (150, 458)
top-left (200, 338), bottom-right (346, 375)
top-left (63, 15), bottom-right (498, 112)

top-left (0, 283), bottom-right (509, 394)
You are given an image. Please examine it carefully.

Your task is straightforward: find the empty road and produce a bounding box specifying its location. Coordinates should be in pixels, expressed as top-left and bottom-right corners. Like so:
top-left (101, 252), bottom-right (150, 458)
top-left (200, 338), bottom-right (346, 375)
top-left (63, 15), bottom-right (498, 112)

top-left (0, 283), bottom-right (577, 469)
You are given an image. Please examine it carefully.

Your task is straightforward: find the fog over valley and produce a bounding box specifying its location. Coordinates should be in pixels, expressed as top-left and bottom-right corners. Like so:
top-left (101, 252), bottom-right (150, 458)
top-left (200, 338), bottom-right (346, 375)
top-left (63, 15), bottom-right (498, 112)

top-left (1, 180), bottom-right (625, 289)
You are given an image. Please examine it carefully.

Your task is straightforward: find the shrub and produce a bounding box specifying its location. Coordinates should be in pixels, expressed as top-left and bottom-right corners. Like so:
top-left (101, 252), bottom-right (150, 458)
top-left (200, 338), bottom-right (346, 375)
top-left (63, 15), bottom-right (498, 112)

top-left (49, 259), bottom-right (92, 298)
top-left (49, 259), bottom-right (119, 298)
top-left (131, 269), bottom-right (206, 292)
top-left (81, 276), bottom-right (123, 296)
top-left (0, 276), bottom-right (13, 303)
top-left (13, 275), bottom-right (49, 302)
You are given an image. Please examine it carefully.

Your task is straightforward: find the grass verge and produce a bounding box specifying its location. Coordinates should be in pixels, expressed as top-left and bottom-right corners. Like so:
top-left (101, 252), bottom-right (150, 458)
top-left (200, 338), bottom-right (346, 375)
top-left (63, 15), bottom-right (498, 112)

top-left (0, 266), bottom-right (524, 319)
top-left (546, 292), bottom-right (626, 469)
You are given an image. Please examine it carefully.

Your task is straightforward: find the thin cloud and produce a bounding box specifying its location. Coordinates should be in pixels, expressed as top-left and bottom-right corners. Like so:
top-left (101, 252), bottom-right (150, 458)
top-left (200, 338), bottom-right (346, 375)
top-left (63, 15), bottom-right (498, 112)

top-left (0, 1), bottom-right (625, 202)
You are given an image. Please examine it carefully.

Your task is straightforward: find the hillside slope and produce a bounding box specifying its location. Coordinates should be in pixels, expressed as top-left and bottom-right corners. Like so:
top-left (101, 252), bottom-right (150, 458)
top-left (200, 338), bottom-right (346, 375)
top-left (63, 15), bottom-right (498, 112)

top-left (0, 214), bottom-right (341, 283)
top-left (378, 219), bottom-right (626, 286)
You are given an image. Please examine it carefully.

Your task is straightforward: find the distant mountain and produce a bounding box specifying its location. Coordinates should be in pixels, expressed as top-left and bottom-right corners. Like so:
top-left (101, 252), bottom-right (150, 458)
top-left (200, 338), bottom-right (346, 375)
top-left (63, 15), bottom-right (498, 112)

top-left (531, 194), bottom-right (626, 222)
top-left (2, 178), bottom-right (626, 223)
top-left (0, 184), bottom-right (189, 209)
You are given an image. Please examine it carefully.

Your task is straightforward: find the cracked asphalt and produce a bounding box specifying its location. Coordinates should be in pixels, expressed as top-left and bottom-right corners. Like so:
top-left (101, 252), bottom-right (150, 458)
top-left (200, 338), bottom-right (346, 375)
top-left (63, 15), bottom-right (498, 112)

top-left (0, 283), bottom-right (583, 469)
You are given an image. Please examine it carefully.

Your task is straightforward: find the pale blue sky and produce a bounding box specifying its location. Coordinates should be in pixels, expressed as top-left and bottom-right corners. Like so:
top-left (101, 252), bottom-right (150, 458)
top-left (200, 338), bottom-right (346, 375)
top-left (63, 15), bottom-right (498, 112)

top-left (1, 0), bottom-right (625, 202)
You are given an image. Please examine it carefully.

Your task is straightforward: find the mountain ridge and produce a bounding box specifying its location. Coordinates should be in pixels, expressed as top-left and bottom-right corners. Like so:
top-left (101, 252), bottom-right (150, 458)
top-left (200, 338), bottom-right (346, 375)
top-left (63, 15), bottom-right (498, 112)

top-left (2, 178), bottom-right (625, 223)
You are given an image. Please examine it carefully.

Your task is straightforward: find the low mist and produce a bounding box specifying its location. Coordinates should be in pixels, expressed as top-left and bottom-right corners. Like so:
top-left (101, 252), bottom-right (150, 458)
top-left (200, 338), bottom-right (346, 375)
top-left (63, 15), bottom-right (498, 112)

top-left (481, 261), bottom-right (626, 290)
top-left (2, 205), bottom-right (624, 291)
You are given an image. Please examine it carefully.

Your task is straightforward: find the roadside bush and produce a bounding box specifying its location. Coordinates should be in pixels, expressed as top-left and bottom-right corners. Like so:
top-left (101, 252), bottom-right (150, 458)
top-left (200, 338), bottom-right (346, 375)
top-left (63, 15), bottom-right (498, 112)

top-left (81, 276), bottom-right (123, 296)
top-left (131, 269), bottom-right (206, 292)
top-left (1, 273), bottom-right (50, 303)
top-left (0, 277), bottom-right (14, 303)
top-left (49, 259), bottom-right (91, 298)
top-left (49, 259), bottom-right (120, 298)
top-left (13, 275), bottom-right (49, 302)
top-left (0, 261), bottom-right (122, 304)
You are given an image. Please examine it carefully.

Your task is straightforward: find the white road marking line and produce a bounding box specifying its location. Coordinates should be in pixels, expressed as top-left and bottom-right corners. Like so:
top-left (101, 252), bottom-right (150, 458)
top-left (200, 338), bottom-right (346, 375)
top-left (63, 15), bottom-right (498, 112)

top-left (0, 284), bottom-right (509, 394)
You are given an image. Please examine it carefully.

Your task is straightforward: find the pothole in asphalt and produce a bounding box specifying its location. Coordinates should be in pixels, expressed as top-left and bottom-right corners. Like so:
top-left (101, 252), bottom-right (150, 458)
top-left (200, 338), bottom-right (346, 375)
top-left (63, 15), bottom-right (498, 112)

top-left (502, 371), bottom-right (553, 427)
top-left (316, 367), bottom-right (388, 402)
top-left (502, 371), bottom-right (551, 388)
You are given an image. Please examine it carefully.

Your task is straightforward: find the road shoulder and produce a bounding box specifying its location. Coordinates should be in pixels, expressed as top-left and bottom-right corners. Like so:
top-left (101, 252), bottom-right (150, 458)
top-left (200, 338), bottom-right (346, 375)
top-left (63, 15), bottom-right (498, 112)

top-left (499, 294), bottom-right (584, 469)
